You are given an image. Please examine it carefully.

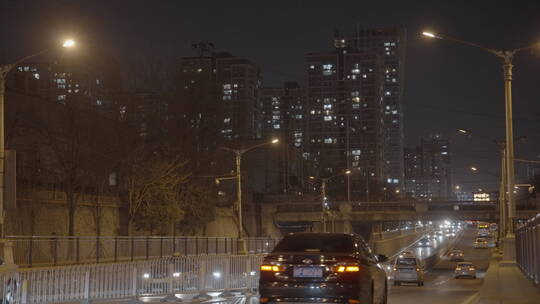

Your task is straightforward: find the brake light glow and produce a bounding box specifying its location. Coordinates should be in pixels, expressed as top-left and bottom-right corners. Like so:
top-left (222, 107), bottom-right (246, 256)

top-left (260, 264), bottom-right (283, 272)
top-left (335, 265), bottom-right (360, 272)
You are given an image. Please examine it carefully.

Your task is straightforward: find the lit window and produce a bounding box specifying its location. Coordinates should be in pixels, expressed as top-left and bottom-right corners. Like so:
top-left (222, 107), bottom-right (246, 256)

top-left (58, 95), bottom-right (66, 100)
top-left (391, 110), bottom-right (398, 114)
top-left (324, 138), bottom-right (333, 144)
top-left (324, 116), bottom-right (332, 121)
top-left (385, 91), bottom-right (391, 96)
top-left (223, 84), bottom-right (231, 89)
top-left (323, 104), bottom-right (332, 110)
top-left (362, 74), bottom-right (367, 78)
top-left (96, 100), bottom-right (103, 105)
top-left (197, 68), bottom-right (202, 72)
top-left (322, 64), bottom-right (334, 76)
top-left (352, 69), bottom-right (360, 74)
top-left (274, 124), bottom-right (280, 129)
top-left (352, 97), bottom-right (360, 103)
top-left (310, 65), bottom-right (315, 69)
top-left (33, 73), bottom-right (40, 79)
top-left (310, 110), bottom-right (316, 114)
top-left (441, 151), bottom-right (448, 155)
top-left (387, 178), bottom-right (392, 183)
top-left (352, 150), bottom-right (361, 155)
top-left (96, 79), bottom-right (100, 85)
top-left (393, 179), bottom-right (399, 184)
top-left (224, 118), bottom-right (231, 123)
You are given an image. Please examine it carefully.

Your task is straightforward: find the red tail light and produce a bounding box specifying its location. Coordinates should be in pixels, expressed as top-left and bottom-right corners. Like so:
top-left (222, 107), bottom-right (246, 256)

top-left (334, 264), bottom-right (361, 273)
top-left (260, 264), bottom-right (285, 272)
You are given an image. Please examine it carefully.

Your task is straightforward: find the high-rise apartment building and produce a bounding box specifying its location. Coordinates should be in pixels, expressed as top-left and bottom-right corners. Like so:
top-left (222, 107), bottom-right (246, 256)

top-left (404, 135), bottom-right (452, 200)
top-left (260, 82), bottom-right (306, 148)
top-left (341, 27), bottom-right (407, 187)
top-left (8, 61), bottom-right (118, 112)
top-left (176, 52), bottom-right (262, 144)
top-left (305, 47), bottom-right (385, 197)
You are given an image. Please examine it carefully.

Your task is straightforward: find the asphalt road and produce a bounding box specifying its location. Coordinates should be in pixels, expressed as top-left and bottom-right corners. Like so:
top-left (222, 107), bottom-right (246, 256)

top-left (388, 228), bottom-right (492, 304)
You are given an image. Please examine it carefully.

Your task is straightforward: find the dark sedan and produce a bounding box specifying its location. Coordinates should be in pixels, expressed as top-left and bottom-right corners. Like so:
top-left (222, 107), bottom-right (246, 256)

top-left (259, 233), bottom-right (388, 304)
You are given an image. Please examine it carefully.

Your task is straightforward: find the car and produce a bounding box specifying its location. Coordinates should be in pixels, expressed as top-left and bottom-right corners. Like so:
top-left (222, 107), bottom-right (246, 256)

top-left (415, 238), bottom-right (432, 247)
top-left (454, 262), bottom-right (477, 279)
top-left (259, 233), bottom-right (388, 304)
top-left (449, 249), bottom-right (464, 261)
top-left (393, 255), bottom-right (424, 286)
top-left (474, 238), bottom-right (489, 249)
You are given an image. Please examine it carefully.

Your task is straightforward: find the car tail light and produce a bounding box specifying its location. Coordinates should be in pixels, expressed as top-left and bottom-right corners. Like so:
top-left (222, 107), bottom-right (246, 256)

top-left (260, 264), bottom-right (284, 272)
top-left (335, 264), bottom-right (361, 273)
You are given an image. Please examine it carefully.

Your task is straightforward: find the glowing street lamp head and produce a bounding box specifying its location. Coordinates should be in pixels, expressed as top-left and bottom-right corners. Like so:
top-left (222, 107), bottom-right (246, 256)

top-left (455, 185), bottom-right (461, 190)
top-left (63, 39), bottom-right (75, 48)
top-left (458, 129), bottom-right (468, 134)
top-left (271, 138), bottom-right (279, 144)
top-left (345, 170), bottom-right (351, 175)
top-left (309, 176), bottom-right (316, 180)
top-left (422, 31), bottom-right (436, 38)
top-left (471, 166), bottom-right (478, 172)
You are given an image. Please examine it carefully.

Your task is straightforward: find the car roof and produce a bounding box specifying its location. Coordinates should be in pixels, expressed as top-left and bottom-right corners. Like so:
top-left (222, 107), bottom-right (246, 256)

top-left (457, 262), bottom-right (473, 265)
top-left (451, 249), bottom-right (463, 252)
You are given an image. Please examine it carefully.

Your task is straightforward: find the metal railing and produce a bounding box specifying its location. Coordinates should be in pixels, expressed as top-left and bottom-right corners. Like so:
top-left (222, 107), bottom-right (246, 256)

top-left (0, 254), bottom-right (264, 303)
top-left (7, 236), bottom-right (277, 268)
top-left (516, 212), bottom-right (540, 286)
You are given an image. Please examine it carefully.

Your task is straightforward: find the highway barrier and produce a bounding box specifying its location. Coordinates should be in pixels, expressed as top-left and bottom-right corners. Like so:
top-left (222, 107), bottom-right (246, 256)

top-left (516, 212), bottom-right (540, 286)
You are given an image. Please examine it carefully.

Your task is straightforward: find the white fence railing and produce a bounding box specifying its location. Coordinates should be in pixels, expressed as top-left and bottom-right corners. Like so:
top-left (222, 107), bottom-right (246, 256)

top-left (0, 254), bottom-right (264, 303)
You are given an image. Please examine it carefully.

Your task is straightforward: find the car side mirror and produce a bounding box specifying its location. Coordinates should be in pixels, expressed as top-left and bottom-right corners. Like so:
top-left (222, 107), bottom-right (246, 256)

top-left (376, 254), bottom-right (388, 263)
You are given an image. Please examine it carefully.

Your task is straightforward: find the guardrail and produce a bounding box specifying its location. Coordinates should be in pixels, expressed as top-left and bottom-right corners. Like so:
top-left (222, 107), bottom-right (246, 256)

top-left (516, 212), bottom-right (540, 286)
top-left (0, 254), bottom-right (264, 303)
top-left (7, 236), bottom-right (277, 268)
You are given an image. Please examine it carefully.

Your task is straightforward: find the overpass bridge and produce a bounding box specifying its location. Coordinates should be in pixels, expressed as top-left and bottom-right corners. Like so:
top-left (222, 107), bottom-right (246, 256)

top-left (262, 200), bottom-right (540, 234)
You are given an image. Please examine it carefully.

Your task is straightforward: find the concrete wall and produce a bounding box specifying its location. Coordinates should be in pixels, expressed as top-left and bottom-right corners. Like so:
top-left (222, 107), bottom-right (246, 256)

top-left (7, 190), bottom-right (242, 237)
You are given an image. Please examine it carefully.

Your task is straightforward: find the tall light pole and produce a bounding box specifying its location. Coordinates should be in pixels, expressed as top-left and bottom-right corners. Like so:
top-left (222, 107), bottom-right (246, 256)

top-left (220, 138), bottom-right (279, 253)
top-left (310, 169), bottom-right (351, 232)
top-left (422, 31), bottom-right (539, 259)
top-left (0, 39), bottom-right (75, 244)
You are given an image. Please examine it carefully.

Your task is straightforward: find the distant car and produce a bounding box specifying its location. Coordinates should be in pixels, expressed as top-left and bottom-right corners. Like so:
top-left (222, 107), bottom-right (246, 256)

top-left (449, 249), bottom-right (464, 261)
top-left (393, 255), bottom-right (424, 286)
top-left (474, 238), bottom-right (489, 249)
top-left (415, 238), bottom-right (432, 247)
top-left (454, 262), bottom-right (476, 279)
top-left (259, 233), bottom-right (388, 304)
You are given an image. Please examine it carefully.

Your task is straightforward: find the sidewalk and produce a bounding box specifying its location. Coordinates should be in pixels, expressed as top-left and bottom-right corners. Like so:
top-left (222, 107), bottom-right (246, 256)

top-left (477, 251), bottom-right (540, 304)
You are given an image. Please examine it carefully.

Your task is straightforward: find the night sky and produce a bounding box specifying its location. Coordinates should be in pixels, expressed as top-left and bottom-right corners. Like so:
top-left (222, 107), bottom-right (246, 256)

top-left (2, 0), bottom-right (540, 194)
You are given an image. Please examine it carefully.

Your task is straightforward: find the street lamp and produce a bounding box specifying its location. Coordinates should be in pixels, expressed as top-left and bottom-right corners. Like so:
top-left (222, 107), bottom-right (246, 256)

top-left (310, 170), bottom-right (351, 232)
top-left (0, 39), bottom-right (75, 256)
top-left (422, 30), bottom-right (540, 254)
top-left (470, 166), bottom-right (478, 172)
top-left (220, 138), bottom-right (279, 253)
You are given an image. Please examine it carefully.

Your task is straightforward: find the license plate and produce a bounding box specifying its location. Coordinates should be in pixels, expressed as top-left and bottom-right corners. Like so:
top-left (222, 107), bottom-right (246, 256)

top-left (293, 267), bottom-right (323, 278)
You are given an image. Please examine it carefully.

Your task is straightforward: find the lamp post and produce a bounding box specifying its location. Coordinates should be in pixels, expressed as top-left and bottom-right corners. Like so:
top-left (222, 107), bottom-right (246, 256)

top-left (220, 138), bottom-right (279, 253)
top-left (422, 31), bottom-right (539, 259)
top-left (0, 40), bottom-right (75, 247)
top-left (310, 170), bottom-right (351, 232)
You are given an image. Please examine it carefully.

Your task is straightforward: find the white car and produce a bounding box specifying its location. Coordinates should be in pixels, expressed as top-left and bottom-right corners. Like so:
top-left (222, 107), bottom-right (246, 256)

top-left (455, 262), bottom-right (477, 279)
top-left (394, 255), bottom-right (424, 286)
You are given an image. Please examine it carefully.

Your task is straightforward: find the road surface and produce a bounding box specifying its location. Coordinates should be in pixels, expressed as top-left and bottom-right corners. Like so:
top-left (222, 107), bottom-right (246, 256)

top-left (388, 228), bottom-right (492, 304)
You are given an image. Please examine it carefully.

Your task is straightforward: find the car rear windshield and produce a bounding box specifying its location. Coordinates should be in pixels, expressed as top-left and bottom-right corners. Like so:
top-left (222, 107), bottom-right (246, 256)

top-left (396, 258), bottom-right (417, 266)
top-left (459, 263), bottom-right (472, 266)
top-left (272, 234), bottom-right (355, 253)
